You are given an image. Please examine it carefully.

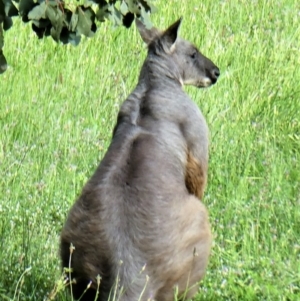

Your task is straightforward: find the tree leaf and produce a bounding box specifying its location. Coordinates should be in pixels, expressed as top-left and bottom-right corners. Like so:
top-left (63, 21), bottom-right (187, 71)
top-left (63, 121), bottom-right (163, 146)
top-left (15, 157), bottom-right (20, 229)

top-left (60, 29), bottom-right (81, 46)
top-left (0, 0), bottom-right (18, 17)
top-left (31, 18), bottom-right (50, 29)
top-left (28, 2), bottom-right (47, 20)
top-left (125, 0), bottom-right (143, 14)
top-left (120, 1), bottom-right (128, 15)
top-left (84, 0), bottom-right (94, 8)
top-left (45, 6), bottom-right (57, 25)
top-left (140, 0), bottom-right (157, 13)
top-left (68, 32), bottom-right (81, 46)
top-left (96, 3), bottom-right (109, 22)
top-left (69, 12), bottom-right (78, 32)
top-left (138, 5), bottom-right (152, 29)
top-left (19, 0), bottom-right (36, 16)
top-left (45, 6), bottom-right (64, 41)
top-left (147, 1), bottom-right (157, 13)
top-left (76, 6), bottom-right (96, 37)
top-left (107, 5), bottom-right (122, 27)
top-left (72, 36), bottom-right (81, 46)
top-left (50, 25), bottom-right (61, 41)
top-left (47, 0), bottom-right (61, 7)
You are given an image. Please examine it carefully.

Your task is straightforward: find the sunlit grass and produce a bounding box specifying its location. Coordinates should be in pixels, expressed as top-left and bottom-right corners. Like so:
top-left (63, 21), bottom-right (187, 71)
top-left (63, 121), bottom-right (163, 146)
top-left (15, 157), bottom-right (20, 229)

top-left (0, 0), bottom-right (299, 300)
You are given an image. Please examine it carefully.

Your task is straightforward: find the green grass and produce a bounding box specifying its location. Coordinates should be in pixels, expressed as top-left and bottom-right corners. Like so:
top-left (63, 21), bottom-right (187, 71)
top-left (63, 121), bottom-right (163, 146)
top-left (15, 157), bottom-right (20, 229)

top-left (1, 0), bottom-right (299, 300)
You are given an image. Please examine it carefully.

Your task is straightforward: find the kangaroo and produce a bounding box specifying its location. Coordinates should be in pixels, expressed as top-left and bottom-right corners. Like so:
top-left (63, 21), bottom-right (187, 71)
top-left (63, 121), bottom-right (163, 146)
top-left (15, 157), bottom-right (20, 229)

top-left (60, 17), bottom-right (220, 301)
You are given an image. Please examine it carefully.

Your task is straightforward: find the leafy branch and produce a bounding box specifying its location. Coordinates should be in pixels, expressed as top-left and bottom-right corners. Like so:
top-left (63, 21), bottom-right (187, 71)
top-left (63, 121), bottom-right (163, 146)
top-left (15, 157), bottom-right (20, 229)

top-left (0, 0), bottom-right (156, 74)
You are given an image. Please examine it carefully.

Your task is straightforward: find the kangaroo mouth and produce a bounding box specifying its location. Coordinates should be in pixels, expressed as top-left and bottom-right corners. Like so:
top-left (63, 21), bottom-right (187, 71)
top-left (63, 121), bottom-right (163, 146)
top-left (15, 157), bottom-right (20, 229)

top-left (197, 77), bottom-right (214, 88)
top-left (184, 77), bottom-right (218, 88)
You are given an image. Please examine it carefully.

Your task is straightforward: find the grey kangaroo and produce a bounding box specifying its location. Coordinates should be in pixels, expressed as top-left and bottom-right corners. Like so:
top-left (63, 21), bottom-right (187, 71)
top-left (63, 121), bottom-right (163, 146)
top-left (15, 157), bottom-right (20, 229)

top-left (60, 17), bottom-right (220, 301)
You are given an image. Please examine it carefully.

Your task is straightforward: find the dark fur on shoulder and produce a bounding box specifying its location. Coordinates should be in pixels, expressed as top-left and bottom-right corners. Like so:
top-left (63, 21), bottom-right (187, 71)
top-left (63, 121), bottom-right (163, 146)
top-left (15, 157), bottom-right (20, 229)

top-left (60, 17), bottom-right (220, 301)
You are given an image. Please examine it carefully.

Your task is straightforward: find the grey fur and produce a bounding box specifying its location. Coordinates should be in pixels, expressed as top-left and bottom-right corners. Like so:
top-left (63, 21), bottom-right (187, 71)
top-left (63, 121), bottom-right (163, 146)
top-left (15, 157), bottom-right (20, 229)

top-left (60, 17), bottom-right (220, 301)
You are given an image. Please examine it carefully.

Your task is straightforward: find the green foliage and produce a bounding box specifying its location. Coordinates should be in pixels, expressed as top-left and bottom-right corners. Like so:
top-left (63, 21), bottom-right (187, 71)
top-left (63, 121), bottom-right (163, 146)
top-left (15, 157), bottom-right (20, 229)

top-left (0, 0), bottom-right (156, 73)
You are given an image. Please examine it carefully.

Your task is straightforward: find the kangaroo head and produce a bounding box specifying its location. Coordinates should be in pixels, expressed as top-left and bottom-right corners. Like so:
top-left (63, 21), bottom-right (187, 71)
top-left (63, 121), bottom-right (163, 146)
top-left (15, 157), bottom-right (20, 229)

top-left (136, 17), bottom-right (220, 88)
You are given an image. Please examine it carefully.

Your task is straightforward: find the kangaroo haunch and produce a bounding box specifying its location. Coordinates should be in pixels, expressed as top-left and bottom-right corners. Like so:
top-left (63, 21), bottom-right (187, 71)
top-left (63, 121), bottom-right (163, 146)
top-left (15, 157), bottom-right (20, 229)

top-left (60, 17), bottom-right (220, 301)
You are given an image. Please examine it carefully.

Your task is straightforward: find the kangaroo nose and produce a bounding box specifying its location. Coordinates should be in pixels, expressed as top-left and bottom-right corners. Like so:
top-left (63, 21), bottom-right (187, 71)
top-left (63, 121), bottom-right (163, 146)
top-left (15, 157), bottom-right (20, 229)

top-left (211, 67), bottom-right (220, 84)
top-left (213, 67), bottom-right (220, 79)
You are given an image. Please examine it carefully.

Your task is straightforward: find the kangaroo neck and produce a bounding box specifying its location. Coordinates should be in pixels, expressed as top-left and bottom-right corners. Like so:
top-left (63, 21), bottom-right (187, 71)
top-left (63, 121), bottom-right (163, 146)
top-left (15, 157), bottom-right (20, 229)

top-left (137, 56), bottom-right (183, 90)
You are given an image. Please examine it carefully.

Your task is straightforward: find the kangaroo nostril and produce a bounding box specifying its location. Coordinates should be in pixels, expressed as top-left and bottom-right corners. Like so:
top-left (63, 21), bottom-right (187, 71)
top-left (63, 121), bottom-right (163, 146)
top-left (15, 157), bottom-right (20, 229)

top-left (213, 68), bottom-right (220, 78)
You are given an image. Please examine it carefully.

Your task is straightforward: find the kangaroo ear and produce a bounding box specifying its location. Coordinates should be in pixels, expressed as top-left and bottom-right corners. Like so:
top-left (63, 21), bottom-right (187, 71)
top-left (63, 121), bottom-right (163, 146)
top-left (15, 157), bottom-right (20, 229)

top-left (136, 19), bottom-right (160, 45)
top-left (161, 17), bottom-right (182, 51)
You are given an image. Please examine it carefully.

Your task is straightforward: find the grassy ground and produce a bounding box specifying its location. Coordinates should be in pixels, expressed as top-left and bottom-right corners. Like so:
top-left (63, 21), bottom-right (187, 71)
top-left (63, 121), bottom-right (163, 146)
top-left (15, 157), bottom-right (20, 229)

top-left (1, 0), bottom-right (299, 300)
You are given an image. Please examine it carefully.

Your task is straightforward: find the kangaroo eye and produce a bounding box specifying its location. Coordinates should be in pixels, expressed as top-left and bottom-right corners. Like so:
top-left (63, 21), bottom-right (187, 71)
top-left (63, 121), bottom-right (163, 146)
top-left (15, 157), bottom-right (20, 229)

top-left (190, 52), bottom-right (197, 59)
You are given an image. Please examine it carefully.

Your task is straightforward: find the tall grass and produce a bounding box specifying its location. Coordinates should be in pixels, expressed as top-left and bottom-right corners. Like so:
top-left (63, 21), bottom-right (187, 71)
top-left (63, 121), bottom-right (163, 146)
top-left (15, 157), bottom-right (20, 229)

top-left (0, 0), bottom-right (299, 300)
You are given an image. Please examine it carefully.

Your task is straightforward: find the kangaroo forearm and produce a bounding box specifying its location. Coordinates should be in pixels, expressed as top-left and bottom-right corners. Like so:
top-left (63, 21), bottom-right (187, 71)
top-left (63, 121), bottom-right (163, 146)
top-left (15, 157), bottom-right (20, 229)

top-left (185, 151), bottom-right (207, 199)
